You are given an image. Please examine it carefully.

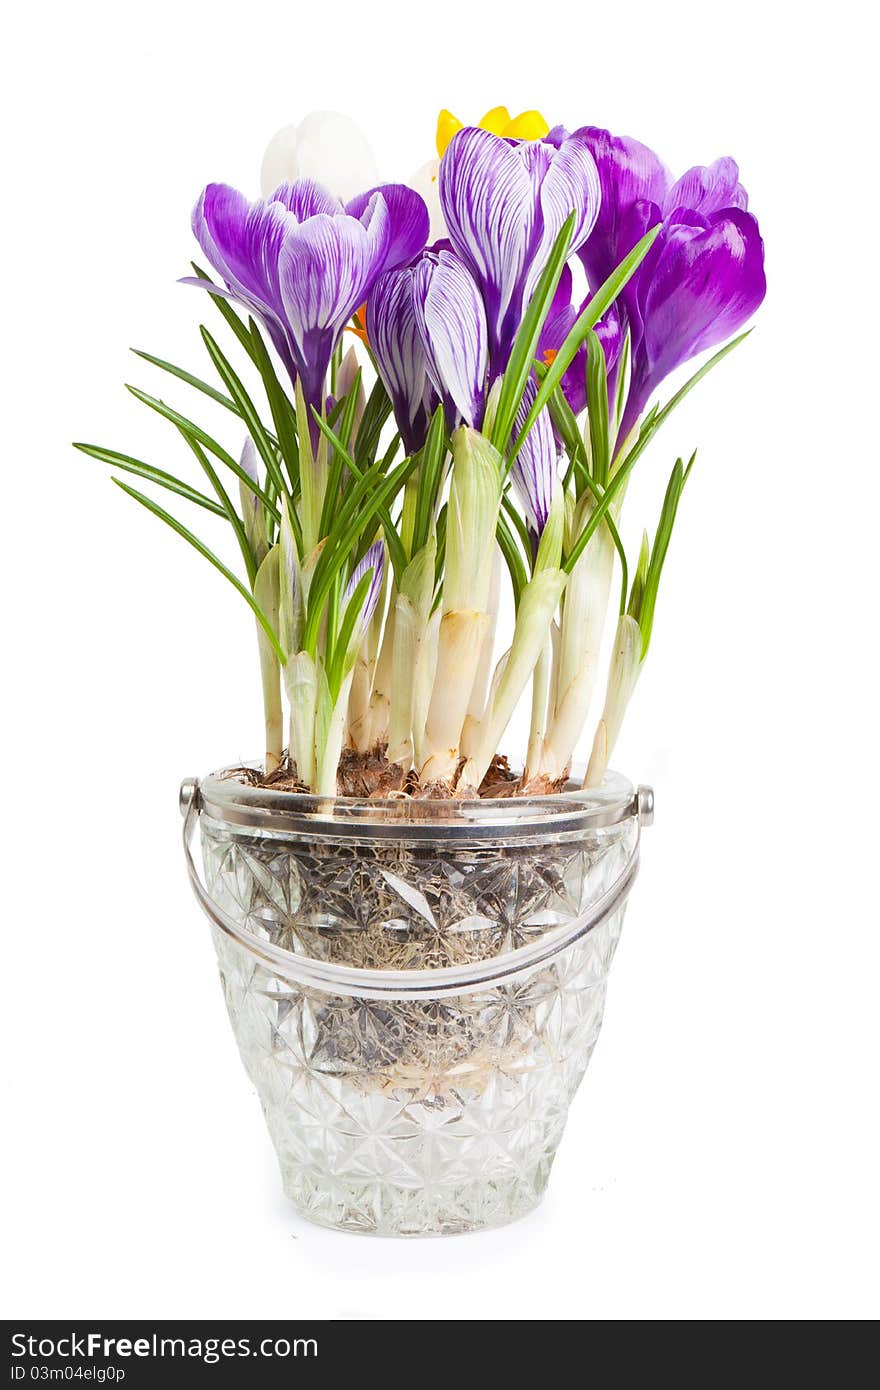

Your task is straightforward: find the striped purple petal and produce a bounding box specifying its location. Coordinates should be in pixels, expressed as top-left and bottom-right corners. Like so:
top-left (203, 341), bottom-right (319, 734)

top-left (439, 127), bottom-right (601, 368)
top-left (510, 380), bottom-right (558, 537)
top-left (366, 266), bottom-right (435, 455)
top-left (277, 193), bottom-right (390, 409)
top-left (344, 539), bottom-right (385, 631)
top-left (411, 249), bottom-right (488, 428)
top-left (192, 178), bottom-right (395, 413)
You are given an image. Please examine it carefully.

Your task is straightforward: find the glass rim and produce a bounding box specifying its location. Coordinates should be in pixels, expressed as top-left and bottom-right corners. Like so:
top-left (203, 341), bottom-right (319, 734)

top-left (194, 762), bottom-right (637, 842)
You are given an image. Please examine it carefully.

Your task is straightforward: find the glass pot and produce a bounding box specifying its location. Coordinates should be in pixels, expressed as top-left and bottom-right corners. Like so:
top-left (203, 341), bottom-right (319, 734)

top-left (180, 767), bottom-right (654, 1236)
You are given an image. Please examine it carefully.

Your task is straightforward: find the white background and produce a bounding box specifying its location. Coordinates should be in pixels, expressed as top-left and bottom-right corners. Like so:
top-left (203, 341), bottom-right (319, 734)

top-left (2, 0), bottom-right (878, 1321)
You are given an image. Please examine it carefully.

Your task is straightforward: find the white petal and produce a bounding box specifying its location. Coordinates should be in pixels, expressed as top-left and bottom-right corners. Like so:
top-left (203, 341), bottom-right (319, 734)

top-left (274, 110), bottom-right (379, 203)
top-left (410, 159), bottom-right (447, 242)
top-left (260, 124), bottom-right (301, 198)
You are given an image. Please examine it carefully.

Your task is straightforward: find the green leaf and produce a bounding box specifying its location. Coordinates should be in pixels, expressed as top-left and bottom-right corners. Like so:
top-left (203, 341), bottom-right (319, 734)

top-left (585, 330), bottom-right (610, 487)
top-left (638, 452), bottom-right (694, 655)
top-left (496, 509), bottom-right (527, 607)
top-left (356, 376), bottom-right (393, 466)
top-left (173, 426), bottom-right (257, 587)
top-left (327, 571), bottom-right (372, 700)
top-left (111, 477), bottom-right (285, 663)
top-left (302, 453), bottom-right (419, 654)
top-left (246, 318), bottom-right (299, 488)
top-left (73, 442), bottom-right (226, 517)
top-left (510, 223), bottom-right (662, 465)
top-left (199, 326), bottom-right (289, 502)
top-left (125, 385), bottom-right (280, 521)
top-left (189, 263), bottom-right (259, 364)
top-left (411, 405), bottom-right (448, 556)
top-left (130, 350), bottom-right (238, 416)
top-left (491, 212), bottom-right (576, 455)
top-left (311, 410), bottom-right (407, 578)
top-left (564, 330), bottom-right (751, 575)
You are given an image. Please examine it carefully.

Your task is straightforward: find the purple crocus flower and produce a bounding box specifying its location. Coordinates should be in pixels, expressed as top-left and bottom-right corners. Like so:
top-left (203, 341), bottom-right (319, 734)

top-left (438, 126), bottom-right (601, 368)
top-left (366, 265), bottom-right (435, 455)
top-left (190, 179), bottom-right (428, 412)
top-left (411, 248), bottom-right (488, 428)
top-left (618, 206), bottom-right (766, 440)
top-left (367, 246), bottom-right (488, 449)
top-left (577, 129), bottom-right (766, 441)
top-left (344, 539), bottom-right (385, 631)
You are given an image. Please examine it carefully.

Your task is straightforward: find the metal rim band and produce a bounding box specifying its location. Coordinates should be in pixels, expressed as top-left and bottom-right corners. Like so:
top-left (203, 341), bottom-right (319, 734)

top-left (181, 783), bottom-right (646, 1001)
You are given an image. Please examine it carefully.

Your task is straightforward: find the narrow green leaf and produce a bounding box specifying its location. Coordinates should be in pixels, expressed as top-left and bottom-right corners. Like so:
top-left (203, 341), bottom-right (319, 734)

top-left (247, 318), bottom-right (300, 489)
top-left (356, 376), bottom-right (393, 466)
top-left (311, 410), bottom-right (407, 578)
top-left (130, 350), bottom-right (238, 416)
top-left (189, 262), bottom-right (258, 363)
top-left (638, 453), bottom-right (694, 655)
top-left (199, 326), bottom-right (289, 502)
top-left (327, 571), bottom-right (371, 700)
top-left (125, 385), bottom-right (280, 521)
top-left (302, 453), bottom-right (419, 653)
top-left (174, 426), bottom-right (257, 587)
top-left (491, 212), bottom-right (576, 454)
top-left (111, 478), bottom-right (285, 663)
top-left (564, 330), bottom-right (751, 575)
top-left (73, 443), bottom-right (226, 517)
top-left (510, 223), bottom-right (662, 465)
top-left (585, 330), bottom-right (610, 487)
top-left (496, 510), bottom-right (527, 607)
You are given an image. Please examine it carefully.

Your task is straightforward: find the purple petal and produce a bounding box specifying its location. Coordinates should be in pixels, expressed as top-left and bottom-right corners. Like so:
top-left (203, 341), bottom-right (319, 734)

top-left (439, 127), bottom-right (601, 367)
top-left (510, 380), bottom-right (558, 536)
top-left (278, 194), bottom-right (390, 408)
top-left (344, 539), bottom-right (385, 630)
top-left (411, 249), bottom-right (488, 428)
top-left (577, 128), bottom-right (671, 292)
top-left (621, 207), bottom-right (766, 439)
top-left (366, 266), bottom-right (434, 455)
top-left (269, 178), bottom-right (342, 219)
top-left (347, 183), bottom-right (430, 270)
top-left (191, 183), bottom-right (299, 380)
top-left (664, 157), bottom-right (748, 217)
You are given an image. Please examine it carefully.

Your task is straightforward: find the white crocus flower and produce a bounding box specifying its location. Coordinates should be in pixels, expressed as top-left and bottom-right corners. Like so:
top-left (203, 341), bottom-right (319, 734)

top-left (409, 158), bottom-right (447, 241)
top-left (260, 111), bottom-right (379, 202)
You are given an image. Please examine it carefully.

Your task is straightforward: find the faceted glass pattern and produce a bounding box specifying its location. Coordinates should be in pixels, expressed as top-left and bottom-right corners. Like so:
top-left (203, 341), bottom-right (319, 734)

top-left (200, 805), bottom-right (636, 1235)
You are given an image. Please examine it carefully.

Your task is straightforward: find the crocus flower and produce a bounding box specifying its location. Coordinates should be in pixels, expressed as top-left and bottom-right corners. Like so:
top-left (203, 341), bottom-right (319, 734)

top-left (577, 129), bottom-right (766, 441)
top-left (412, 105), bottom-right (554, 250)
top-left (618, 207), bottom-right (766, 441)
top-left (260, 111), bottom-right (379, 203)
top-left (411, 248), bottom-right (488, 428)
top-left (439, 127), bottom-right (601, 368)
top-left (191, 178), bottom-right (428, 413)
top-left (366, 265), bottom-right (436, 455)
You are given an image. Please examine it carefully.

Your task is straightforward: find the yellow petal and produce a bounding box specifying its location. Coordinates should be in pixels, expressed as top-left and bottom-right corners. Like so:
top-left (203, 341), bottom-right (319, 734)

top-left (504, 110), bottom-right (550, 141)
top-left (478, 106), bottom-right (512, 136)
top-left (436, 109), bottom-right (463, 158)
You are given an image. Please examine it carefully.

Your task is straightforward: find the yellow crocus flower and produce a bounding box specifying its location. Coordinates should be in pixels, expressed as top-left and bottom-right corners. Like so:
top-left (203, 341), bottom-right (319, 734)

top-left (435, 106), bottom-right (550, 158)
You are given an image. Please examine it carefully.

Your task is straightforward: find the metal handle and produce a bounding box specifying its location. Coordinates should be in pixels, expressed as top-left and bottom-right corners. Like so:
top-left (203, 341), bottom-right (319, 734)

top-left (180, 778), bottom-right (650, 1000)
